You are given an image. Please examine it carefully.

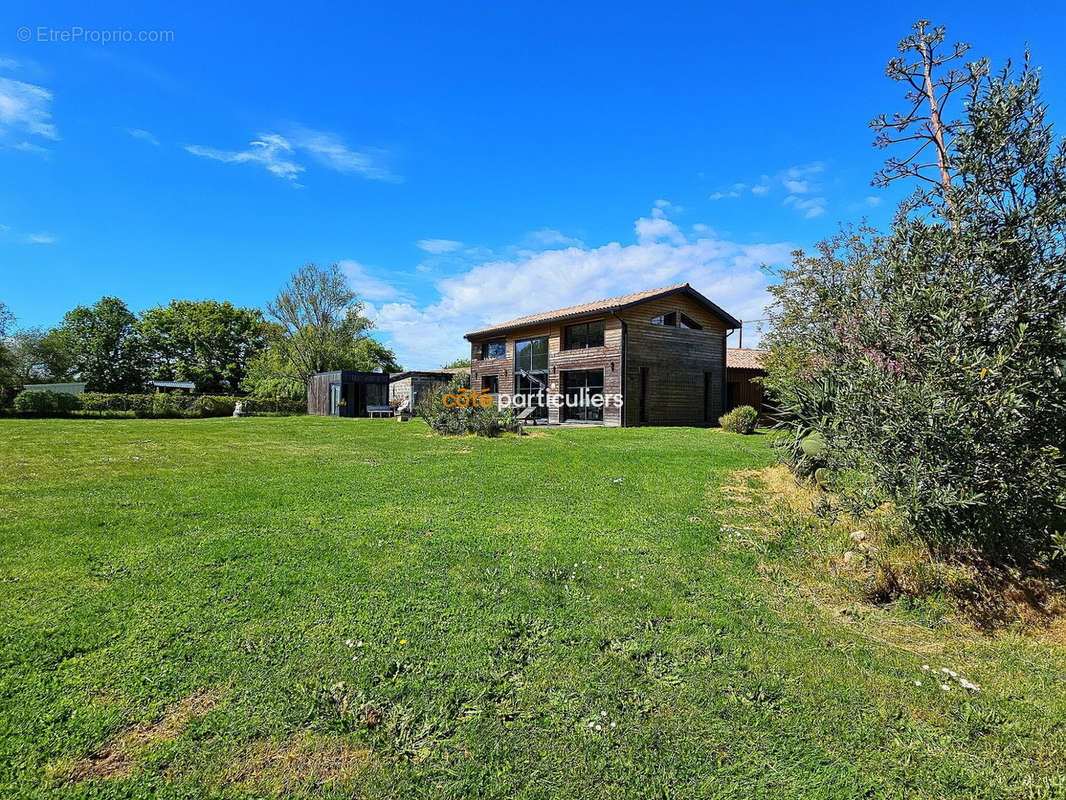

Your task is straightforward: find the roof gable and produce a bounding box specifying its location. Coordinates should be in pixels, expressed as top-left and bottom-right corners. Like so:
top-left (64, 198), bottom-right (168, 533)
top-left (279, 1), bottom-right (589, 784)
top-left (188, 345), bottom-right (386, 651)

top-left (464, 283), bottom-right (740, 339)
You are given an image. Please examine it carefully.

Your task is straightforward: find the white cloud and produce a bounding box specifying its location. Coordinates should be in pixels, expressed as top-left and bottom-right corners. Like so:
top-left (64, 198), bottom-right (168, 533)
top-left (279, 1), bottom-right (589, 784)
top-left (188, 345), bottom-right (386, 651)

top-left (368, 206), bottom-right (791, 369)
top-left (522, 229), bottom-right (584, 249)
top-left (865, 195), bottom-right (882, 207)
top-left (287, 125), bottom-right (396, 182)
top-left (709, 182), bottom-right (746, 200)
top-left (25, 232), bottom-right (55, 244)
top-left (635, 212), bottom-right (686, 245)
top-left (784, 195), bottom-right (827, 219)
top-left (338, 259), bottom-right (407, 302)
top-left (654, 198), bottom-right (683, 213)
top-left (186, 126), bottom-right (394, 183)
top-left (127, 127), bottom-right (160, 145)
top-left (709, 162), bottom-right (827, 217)
top-left (416, 238), bottom-right (463, 254)
top-left (0, 76), bottom-right (58, 145)
top-left (186, 134), bottom-right (303, 181)
top-left (0, 57), bottom-right (19, 71)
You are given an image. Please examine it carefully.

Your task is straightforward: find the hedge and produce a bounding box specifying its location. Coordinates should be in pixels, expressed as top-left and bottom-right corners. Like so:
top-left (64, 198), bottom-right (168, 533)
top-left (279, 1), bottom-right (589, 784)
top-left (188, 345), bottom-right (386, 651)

top-left (12, 391), bottom-right (305, 418)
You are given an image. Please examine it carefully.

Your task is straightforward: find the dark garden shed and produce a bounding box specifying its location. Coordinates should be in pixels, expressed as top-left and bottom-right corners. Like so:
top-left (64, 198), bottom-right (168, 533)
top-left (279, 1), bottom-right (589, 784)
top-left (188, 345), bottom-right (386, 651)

top-left (308, 371), bottom-right (391, 417)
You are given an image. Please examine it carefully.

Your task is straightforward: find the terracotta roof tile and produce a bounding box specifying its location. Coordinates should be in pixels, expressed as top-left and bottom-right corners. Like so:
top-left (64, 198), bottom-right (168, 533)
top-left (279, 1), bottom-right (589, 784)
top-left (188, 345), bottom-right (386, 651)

top-left (465, 283), bottom-right (740, 339)
top-left (727, 348), bottom-right (767, 370)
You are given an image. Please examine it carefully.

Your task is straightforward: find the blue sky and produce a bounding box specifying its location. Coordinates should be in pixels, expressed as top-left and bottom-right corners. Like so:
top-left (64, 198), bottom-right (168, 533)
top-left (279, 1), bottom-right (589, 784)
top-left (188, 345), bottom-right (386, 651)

top-left (2, 0), bottom-right (1064, 368)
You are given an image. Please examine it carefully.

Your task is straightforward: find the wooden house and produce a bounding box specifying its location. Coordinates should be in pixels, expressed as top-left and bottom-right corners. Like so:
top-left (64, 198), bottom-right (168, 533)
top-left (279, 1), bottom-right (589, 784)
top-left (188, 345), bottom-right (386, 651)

top-left (726, 348), bottom-right (769, 418)
top-left (464, 283), bottom-right (740, 426)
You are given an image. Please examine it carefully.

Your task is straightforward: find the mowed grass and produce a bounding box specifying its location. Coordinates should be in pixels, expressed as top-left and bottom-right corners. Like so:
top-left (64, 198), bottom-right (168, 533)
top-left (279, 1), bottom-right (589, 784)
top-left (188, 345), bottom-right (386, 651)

top-left (1, 417), bottom-right (1065, 799)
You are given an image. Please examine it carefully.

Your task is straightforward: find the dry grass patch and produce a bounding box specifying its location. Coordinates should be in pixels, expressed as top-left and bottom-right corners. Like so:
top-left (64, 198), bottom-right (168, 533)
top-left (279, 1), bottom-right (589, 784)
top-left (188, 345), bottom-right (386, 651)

top-left (717, 465), bottom-right (1066, 634)
top-left (219, 732), bottom-right (373, 794)
top-left (60, 689), bottom-right (220, 783)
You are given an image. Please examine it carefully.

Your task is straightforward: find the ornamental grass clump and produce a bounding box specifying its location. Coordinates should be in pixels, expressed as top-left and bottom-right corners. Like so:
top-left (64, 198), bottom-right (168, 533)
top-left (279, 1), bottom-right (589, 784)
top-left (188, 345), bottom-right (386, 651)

top-left (419, 373), bottom-right (520, 437)
top-left (719, 405), bottom-right (759, 434)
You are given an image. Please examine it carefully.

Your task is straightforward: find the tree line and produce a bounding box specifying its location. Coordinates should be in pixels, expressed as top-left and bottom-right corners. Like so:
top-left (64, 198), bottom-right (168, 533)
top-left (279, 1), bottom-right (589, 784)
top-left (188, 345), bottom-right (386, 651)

top-left (0, 263), bottom-right (400, 399)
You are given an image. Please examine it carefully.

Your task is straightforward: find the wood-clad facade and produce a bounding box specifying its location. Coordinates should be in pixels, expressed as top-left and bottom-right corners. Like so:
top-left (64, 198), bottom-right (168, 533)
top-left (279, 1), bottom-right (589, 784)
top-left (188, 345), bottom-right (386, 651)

top-left (466, 284), bottom-right (738, 427)
top-left (307, 371), bottom-right (391, 417)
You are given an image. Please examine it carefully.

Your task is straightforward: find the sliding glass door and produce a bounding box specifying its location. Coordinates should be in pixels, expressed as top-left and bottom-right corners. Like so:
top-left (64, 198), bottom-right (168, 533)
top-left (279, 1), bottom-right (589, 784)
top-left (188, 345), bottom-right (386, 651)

top-left (562, 369), bottom-right (605, 422)
top-left (514, 336), bottom-right (548, 420)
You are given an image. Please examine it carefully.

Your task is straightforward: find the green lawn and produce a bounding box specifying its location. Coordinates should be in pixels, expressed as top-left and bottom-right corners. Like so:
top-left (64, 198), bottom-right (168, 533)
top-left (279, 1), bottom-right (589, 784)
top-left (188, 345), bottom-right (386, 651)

top-left (1, 417), bottom-right (1064, 799)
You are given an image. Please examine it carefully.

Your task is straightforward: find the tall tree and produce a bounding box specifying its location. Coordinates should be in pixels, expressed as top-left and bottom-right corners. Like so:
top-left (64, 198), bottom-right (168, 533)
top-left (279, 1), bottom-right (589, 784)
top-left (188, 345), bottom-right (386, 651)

top-left (766, 24), bottom-right (1066, 554)
top-left (0, 302), bottom-right (14, 339)
top-left (53, 297), bottom-right (145, 392)
top-left (350, 338), bottom-right (401, 373)
top-left (0, 302), bottom-right (16, 397)
top-left (870, 20), bottom-right (987, 223)
top-left (245, 263), bottom-right (378, 395)
top-left (138, 300), bottom-right (267, 393)
top-left (6, 327), bottom-right (74, 386)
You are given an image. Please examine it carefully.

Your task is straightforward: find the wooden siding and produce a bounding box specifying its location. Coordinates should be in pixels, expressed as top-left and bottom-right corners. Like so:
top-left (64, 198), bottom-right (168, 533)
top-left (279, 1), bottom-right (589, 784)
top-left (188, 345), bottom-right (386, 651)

top-left (726, 367), bottom-right (764, 415)
top-left (470, 292), bottom-right (733, 427)
top-left (617, 294), bottom-right (727, 427)
top-left (307, 371), bottom-right (390, 417)
top-left (470, 316), bottom-right (624, 426)
top-left (307, 371), bottom-right (341, 416)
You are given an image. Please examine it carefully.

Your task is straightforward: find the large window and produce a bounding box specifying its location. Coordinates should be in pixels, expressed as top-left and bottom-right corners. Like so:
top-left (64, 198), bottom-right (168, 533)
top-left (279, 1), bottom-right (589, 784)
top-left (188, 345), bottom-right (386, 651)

top-left (514, 336), bottom-right (548, 372)
top-left (365, 382), bottom-right (388, 408)
top-left (651, 311), bottom-right (677, 327)
top-left (514, 336), bottom-right (548, 419)
top-left (562, 369), bottom-right (605, 422)
top-left (482, 340), bottom-right (506, 360)
top-left (481, 375), bottom-right (499, 394)
top-left (564, 320), bottom-right (605, 350)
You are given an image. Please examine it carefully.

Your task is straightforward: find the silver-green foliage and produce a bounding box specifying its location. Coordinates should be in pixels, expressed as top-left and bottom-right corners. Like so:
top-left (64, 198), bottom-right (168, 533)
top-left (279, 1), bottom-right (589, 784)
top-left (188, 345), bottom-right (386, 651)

top-left (765, 56), bottom-right (1066, 552)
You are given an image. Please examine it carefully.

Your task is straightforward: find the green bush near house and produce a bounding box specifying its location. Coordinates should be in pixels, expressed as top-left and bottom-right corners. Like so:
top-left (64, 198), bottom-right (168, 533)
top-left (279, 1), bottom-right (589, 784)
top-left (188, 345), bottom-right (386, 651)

top-left (419, 373), bottom-right (520, 437)
top-left (718, 405), bottom-right (759, 434)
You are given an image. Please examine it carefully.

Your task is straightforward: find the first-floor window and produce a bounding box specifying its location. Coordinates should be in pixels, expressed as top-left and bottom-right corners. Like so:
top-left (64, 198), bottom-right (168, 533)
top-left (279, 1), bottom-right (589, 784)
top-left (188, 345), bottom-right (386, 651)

top-left (562, 369), bottom-right (605, 422)
top-left (482, 375), bottom-right (499, 394)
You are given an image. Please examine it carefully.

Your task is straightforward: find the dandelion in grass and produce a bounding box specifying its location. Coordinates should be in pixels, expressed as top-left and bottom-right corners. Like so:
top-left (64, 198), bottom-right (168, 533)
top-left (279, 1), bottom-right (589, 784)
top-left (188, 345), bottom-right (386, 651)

top-left (921, 665), bottom-right (930, 671)
top-left (595, 724), bottom-right (602, 730)
top-left (914, 680), bottom-right (922, 687)
top-left (941, 684), bottom-right (951, 691)
top-left (610, 721), bottom-right (617, 728)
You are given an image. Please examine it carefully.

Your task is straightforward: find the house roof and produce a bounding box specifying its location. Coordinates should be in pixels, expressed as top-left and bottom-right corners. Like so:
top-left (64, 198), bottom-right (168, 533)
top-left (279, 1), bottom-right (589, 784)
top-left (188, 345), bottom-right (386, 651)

top-left (726, 348), bottom-right (767, 370)
top-left (148, 380), bottom-right (196, 389)
top-left (389, 369), bottom-right (463, 382)
top-left (463, 283), bottom-right (742, 340)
